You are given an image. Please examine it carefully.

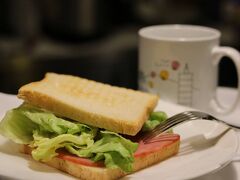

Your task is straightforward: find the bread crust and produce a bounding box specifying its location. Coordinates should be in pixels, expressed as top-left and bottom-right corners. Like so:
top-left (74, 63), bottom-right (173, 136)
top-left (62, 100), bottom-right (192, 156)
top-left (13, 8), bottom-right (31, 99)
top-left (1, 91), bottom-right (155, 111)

top-left (18, 73), bottom-right (158, 135)
top-left (20, 140), bottom-right (180, 180)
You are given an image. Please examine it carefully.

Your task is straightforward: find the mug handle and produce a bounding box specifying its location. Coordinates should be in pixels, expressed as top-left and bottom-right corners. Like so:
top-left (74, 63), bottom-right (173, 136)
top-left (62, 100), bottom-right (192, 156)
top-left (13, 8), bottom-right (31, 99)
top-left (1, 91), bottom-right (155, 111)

top-left (210, 46), bottom-right (240, 114)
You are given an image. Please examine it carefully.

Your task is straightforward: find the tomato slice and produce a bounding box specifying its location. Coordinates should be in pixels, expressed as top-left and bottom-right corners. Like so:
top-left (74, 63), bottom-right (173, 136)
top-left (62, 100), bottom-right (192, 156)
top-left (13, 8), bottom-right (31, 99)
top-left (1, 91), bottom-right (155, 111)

top-left (58, 153), bottom-right (104, 167)
top-left (57, 134), bottom-right (180, 167)
top-left (134, 134), bottom-right (180, 158)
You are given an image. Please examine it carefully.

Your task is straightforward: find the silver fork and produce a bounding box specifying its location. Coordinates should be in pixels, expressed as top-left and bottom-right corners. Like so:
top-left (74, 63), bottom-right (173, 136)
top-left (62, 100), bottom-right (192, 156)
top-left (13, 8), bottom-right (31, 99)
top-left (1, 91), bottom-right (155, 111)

top-left (142, 111), bottom-right (234, 143)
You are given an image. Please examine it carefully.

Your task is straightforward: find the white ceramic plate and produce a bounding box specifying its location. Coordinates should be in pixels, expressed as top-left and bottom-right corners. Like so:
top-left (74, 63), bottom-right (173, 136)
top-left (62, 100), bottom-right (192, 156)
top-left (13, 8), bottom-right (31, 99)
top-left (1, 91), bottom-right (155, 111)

top-left (0, 93), bottom-right (239, 180)
top-left (125, 120), bottom-right (238, 180)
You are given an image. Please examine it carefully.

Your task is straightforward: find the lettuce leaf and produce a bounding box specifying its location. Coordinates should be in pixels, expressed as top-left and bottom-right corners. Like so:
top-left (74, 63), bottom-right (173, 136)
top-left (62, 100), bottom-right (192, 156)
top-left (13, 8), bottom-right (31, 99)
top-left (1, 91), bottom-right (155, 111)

top-left (142, 111), bottom-right (168, 132)
top-left (19, 104), bottom-right (97, 136)
top-left (0, 104), bottom-right (138, 172)
top-left (66, 131), bottom-right (138, 172)
top-left (0, 109), bottom-right (38, 144)
top-left (31, 130), bottom-right (94, 162)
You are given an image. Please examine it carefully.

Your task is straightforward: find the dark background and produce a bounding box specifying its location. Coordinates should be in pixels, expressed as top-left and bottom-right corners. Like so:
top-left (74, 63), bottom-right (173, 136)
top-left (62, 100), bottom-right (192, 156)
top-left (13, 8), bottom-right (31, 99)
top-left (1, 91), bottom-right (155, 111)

top-left (0, 0), bottom-right (239, 94)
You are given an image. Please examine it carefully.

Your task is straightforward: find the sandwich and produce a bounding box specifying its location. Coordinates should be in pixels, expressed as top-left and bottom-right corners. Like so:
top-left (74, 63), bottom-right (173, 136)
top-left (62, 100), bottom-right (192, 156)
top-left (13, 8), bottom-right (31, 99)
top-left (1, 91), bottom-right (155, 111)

top-left (0, 73), bottom-right (180, 180)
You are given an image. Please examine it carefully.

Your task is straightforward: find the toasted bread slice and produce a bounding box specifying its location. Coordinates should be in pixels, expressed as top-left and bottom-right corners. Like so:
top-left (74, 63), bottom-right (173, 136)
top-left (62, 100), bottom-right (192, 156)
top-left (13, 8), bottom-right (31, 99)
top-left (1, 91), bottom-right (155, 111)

top-left (18, 73), bottom-right (158, 135)
top-left (20, 139), bottom-right (180, 180)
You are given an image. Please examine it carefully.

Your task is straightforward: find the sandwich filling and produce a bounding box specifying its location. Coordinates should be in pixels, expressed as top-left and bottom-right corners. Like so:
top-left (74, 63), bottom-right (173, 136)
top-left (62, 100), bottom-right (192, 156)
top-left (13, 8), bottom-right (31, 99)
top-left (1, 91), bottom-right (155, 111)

top-left (0, 104), bottom-right (170, 172)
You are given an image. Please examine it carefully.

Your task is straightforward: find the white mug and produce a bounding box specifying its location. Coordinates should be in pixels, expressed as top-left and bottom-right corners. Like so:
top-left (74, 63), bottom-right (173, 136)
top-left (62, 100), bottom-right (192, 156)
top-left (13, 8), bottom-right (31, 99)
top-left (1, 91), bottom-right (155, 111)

top-left (138, 24), bottom-right (240, 115)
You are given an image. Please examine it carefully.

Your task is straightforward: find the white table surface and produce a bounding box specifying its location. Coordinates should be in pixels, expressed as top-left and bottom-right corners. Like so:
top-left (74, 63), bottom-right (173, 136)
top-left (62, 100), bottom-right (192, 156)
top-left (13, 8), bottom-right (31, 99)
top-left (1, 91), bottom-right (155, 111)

top-left (0, 87), bottom-right (240, 180)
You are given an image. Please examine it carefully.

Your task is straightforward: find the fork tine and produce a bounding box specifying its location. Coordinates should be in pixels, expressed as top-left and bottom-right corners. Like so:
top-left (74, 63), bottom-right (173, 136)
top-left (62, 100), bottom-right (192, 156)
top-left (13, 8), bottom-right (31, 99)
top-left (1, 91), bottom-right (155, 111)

top-left (142, 115), bottom-right (194, 141)
top-left (149, 112), bottom-right (197, 134)
top-left (151, 115), bottom-right (188, 133)
top-left (142, 112), bottom-right (201, 142)
top-left (166, 113), bottom-right (190, 122)
top-left (145, 134), bottom-right (180, 144)
top-left (142, 119), bottom-right (184, 141)
top-left (142, 110), bottom-right (233, 144)
top-left (189, 111), bottom-right (217, 120)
